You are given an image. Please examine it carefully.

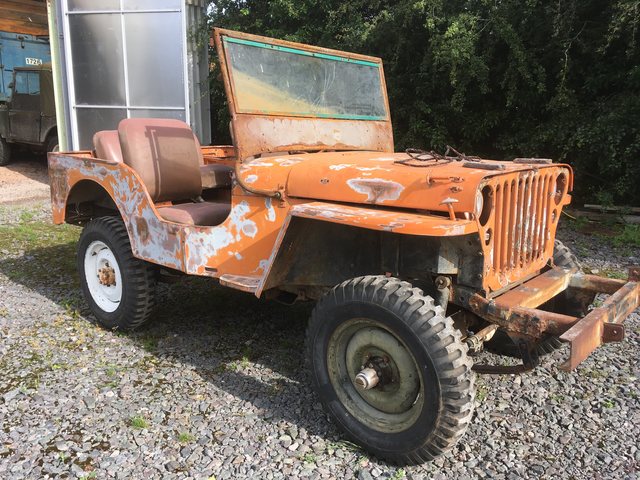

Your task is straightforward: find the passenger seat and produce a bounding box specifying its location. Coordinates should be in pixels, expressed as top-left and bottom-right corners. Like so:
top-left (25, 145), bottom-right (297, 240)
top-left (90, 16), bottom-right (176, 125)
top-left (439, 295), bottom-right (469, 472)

top-left (116, 118), bottom-right (231, 226)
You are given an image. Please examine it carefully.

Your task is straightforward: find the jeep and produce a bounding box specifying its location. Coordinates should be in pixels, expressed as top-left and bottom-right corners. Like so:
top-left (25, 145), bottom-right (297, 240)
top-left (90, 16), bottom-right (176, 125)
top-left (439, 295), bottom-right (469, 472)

top-left (47, 29), bottom-right (639, 464)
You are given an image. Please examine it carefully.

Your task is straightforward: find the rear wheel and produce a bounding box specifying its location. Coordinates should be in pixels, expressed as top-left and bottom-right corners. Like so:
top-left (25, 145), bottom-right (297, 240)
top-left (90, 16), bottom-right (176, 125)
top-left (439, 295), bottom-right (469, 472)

top-left (46, 134), bottom-right (59, 153)
top-left (78, 216), bottom-right (156, 330)
top-left (0, 136), bottom-right (10, 166)
top-left (486, 240), bottom-right (595, 357)
top-left (306, 276), bottom-right (475, 464)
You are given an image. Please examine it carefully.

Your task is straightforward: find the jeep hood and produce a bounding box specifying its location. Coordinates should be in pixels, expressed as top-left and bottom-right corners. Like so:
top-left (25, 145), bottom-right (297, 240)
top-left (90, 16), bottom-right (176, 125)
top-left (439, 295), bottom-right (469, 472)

top-left (239, 151), bottom-right (561, 216)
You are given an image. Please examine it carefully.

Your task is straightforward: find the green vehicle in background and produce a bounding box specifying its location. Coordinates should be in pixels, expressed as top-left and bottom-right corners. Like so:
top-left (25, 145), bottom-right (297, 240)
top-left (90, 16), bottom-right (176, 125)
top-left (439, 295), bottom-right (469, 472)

top-left (0, 64), bottom-right (57, 166)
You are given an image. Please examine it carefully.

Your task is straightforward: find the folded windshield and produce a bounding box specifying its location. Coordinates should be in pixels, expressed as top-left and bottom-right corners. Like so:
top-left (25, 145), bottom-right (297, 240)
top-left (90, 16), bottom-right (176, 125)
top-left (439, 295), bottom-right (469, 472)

top-left (223, 36), bottom-right (388, 121)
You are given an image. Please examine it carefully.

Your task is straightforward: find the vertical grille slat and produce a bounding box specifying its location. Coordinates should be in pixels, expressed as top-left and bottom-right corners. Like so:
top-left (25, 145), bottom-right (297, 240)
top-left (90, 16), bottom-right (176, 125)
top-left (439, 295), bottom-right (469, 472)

top-left (527, 176), bottom-right (539, 263)
top-left (507, 180), bottom-right (517, 270)
top-left (493, 184), bottom-right (503, 271)
top-left (512, 179), bottom-right (525, 268)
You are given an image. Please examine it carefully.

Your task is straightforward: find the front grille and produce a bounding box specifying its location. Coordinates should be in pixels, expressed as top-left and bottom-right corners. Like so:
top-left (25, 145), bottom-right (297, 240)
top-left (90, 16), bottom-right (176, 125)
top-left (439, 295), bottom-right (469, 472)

top-left (491, 170), bottom-right (558, 275)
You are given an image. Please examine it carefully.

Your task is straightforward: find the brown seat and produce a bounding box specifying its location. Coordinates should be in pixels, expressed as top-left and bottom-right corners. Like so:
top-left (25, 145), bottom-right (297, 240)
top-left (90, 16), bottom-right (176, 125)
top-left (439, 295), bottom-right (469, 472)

top-left (117, 118), bottom-right (230, 226)
top-left (156, 202), bottom-right (230, 226)
top-left (93, 130), bottom-right (123, 163)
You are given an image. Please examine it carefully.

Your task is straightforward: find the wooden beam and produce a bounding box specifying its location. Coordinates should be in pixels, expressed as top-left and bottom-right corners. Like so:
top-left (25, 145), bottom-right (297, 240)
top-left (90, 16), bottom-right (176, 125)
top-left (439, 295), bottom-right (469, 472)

top-left (0, 18), bottom-right (48, 36)
top-left (0, 0), bottom-right (48, 36)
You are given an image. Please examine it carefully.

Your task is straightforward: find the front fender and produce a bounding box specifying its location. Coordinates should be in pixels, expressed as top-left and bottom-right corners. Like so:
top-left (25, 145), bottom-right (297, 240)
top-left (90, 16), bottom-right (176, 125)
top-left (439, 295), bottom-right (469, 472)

top-left (256, 200), bottom-right (479, 297)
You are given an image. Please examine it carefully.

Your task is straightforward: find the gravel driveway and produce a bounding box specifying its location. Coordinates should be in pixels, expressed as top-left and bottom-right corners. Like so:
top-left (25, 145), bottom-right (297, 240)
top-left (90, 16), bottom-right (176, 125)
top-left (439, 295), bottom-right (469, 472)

top-left (0, 202), bottom-right (638, 479)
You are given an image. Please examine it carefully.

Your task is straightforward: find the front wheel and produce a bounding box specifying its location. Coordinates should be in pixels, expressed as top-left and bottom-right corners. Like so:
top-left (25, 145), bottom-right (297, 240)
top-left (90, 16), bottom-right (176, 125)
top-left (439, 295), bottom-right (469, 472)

top-left (78, 217), bottom-right (156, 330)
top-left (0, 136), bottom-right (10, 166)
top-left (306, 276), bottom-right (475, 464)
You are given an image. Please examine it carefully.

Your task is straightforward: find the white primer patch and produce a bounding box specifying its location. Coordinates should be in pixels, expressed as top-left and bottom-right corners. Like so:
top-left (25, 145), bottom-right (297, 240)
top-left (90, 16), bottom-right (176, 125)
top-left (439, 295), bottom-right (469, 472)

top-left (346, 178), bottom-right (404, 203)
top-left (265, 198), bottom-right (276, 222)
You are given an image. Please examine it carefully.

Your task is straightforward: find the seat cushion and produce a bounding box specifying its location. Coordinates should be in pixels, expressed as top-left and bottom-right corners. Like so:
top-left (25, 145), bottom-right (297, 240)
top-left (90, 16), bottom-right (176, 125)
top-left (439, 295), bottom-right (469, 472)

top-left (93, 130), bottom-right (123, 163)
top-left (201, 164), bottom-right (233, 189)
top-left (118, 118), bottom-right (203, 202)
top-left (156, 202), bottom-right (230, 226)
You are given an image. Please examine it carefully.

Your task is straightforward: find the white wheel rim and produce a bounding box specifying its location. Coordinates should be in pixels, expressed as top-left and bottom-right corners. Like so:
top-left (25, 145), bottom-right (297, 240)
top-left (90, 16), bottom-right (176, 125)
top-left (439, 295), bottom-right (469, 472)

top-left (84, 240), bottom-right (123, 313)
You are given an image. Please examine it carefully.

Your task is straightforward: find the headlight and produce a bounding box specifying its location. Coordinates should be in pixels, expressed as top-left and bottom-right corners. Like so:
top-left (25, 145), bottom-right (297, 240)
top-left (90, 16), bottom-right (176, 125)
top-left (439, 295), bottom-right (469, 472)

top-left (475, 190), bottom-right (484, 217)
top-left (477, 185), bottom-right (493, 226)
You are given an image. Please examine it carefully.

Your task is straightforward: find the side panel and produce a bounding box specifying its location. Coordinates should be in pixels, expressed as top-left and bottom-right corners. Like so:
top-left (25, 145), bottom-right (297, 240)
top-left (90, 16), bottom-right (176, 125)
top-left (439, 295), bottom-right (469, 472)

top-left (48, 153), bottom-right (285, 278)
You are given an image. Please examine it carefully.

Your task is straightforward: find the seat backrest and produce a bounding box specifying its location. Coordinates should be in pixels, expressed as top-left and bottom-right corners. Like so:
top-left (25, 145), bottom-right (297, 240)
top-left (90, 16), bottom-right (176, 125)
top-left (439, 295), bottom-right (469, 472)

top-left (93, 130), bottom-right (123, 163)
top-left (118, 118), bottom-right (203, 202)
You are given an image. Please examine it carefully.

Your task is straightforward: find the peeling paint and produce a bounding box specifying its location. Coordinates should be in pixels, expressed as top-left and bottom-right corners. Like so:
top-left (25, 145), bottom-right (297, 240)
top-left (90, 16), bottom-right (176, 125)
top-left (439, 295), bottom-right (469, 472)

top-left (346, 178), bottom-right (404, 203)
top-left (265, 198), bottom-right (276, 222)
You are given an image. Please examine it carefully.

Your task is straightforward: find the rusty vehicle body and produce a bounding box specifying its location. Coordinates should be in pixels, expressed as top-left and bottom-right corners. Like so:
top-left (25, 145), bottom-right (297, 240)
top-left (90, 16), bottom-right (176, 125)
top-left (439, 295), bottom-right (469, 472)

top-left (48, 29), bottom-right (639, 464)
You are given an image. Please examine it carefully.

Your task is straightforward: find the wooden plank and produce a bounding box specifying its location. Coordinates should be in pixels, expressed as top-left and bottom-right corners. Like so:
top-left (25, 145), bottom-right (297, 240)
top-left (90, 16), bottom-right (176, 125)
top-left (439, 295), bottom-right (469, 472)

top-left (0, 9), bottom-right (48, 24)
top-left (0, 0), bottom-right (48, 35)
top-left (568, 209), bottom-right (640, 225)
top-left (0, 0), bottom-right (47, 14)
top-left (583, 204), bottom-right (640, 214)
top-left (0, 18), bottom-right (48, 36)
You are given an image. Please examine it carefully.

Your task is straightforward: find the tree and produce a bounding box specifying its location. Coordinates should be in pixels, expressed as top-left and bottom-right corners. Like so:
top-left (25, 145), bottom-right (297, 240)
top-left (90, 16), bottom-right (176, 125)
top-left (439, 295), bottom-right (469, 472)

top-left (208, 0), bottom-right (640, 205)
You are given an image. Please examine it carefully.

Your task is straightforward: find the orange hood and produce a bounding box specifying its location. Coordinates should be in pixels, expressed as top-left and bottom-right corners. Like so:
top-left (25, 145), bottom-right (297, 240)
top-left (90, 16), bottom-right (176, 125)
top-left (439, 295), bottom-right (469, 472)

top-left (239, 151), bottom-right (564, 216)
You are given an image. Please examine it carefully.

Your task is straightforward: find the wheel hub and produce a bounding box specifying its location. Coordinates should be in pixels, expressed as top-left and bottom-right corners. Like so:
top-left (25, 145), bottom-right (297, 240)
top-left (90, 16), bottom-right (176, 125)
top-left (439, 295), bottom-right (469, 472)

top-left (84, 240), bottom-right (123, 313)
top-left (327, 319), bottom-right (424, 432)
top-left (354, 355), bottom-right (393, 390)
top-left (98, 263), bottom-right (116, 286)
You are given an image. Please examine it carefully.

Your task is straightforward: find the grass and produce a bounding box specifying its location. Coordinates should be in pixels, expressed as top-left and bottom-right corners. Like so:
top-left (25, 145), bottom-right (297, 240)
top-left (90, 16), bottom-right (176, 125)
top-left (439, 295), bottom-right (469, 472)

top-left (129, 415), bottom-right (149, 429)
top-left (601, 399), bottom-right (615, 409)
top-left (177, 432), bottom-right (195, 444)
top-left (614, 224), bottom-right (640, 247)
top-left (302, 453), bottom-right (316, 464)
top-left (476, 383), bottom-right (488, 402)
top-left (391, 469), bottom-right (406, 479)
top-left (600, 268), bottom-right (627, 280)
top-left (0, 211), bottom-right (80, 289)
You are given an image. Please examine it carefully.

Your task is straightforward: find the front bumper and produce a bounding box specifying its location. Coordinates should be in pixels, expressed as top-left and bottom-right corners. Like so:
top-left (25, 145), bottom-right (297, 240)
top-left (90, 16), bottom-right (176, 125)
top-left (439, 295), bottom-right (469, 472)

top-left (467, 266), bottom-right (640, 370)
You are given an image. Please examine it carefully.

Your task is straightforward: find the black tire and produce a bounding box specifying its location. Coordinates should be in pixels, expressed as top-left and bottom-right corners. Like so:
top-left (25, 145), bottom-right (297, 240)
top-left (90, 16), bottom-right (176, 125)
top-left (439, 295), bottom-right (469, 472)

top-left (77, 216), bottom-right (156, 331)
top-left (0, 136), bottom-right (10, 166)
top-left (306, 275), bottom-right (475, 464)
top-left (486, 240), bottom-right (594, 357)
top-left (46, 134), bottom-right (59, 153)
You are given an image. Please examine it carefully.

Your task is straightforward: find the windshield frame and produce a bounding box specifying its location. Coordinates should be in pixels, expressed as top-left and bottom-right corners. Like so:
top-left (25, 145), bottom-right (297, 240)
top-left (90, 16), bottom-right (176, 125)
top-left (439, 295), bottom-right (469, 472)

top-left (217, 29), bottom-right (391, 122)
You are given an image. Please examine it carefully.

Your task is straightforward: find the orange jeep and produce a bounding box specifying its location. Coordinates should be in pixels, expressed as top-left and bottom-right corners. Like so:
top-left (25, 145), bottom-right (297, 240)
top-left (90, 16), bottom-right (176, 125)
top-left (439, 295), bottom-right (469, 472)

top-left (48, 29), bottom-right (639, 464)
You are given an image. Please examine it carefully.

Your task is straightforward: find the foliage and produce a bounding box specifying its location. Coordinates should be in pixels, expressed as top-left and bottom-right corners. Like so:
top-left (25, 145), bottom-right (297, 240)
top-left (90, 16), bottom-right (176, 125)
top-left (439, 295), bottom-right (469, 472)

top-left (207, 0), bottom-right (640, 205)
top-left (615, 224), bottom-right (640, 247)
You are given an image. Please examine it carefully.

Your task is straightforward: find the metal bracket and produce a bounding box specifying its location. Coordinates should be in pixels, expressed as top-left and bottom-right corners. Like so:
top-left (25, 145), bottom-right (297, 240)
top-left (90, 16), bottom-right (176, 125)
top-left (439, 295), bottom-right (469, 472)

top-left (602, 323), bottom-right (625, 343)
top-left (472, 340), bottom-right (540, 374)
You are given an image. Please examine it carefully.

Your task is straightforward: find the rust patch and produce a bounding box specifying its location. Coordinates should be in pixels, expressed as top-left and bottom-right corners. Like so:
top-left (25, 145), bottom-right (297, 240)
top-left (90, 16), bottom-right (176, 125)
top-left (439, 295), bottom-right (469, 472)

top-left (135, 216), bottom-right (150, 243)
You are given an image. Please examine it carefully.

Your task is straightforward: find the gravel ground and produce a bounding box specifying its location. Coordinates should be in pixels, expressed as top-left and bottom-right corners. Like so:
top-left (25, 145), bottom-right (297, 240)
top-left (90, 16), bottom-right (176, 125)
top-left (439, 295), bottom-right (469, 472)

top-left (0, 201), bottom-right (639, 479)
top-left (0, 152), bottom-right (50, 205)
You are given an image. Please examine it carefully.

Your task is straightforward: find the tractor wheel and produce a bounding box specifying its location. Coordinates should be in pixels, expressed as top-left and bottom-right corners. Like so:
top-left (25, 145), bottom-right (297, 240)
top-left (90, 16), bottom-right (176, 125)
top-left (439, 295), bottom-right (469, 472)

top-left (485, 240), bottom-right (595, 357)
top-left (0, 136), bottom-right (11, 166)
top-left (78, 216), bottom-right (156, 331)
top-left (46, 134), bottom-right (59, 153)
top-left (306, 276), bottom-right (475, 464)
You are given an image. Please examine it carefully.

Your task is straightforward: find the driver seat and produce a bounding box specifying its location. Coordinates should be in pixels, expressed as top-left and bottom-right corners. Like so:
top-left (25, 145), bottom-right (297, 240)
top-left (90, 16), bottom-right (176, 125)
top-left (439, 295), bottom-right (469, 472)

top-left (117, 118), bottom-right (231, 226)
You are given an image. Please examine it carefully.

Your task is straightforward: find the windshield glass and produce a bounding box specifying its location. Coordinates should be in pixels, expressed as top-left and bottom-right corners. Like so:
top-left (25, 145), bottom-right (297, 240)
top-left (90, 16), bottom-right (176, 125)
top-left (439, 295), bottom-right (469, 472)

top-left (223, 36), bottom-right (387, 120)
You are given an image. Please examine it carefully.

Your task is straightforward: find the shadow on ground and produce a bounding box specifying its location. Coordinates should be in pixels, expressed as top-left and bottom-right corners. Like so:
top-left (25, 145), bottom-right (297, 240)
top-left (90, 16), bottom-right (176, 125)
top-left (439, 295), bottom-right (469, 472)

top-left (0, 240), bottom-right (338, 442)
top-left (2, 149), bottom-right (50, 185)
